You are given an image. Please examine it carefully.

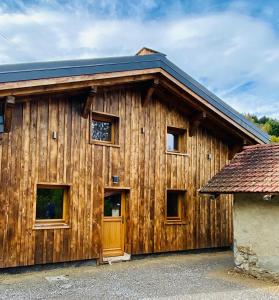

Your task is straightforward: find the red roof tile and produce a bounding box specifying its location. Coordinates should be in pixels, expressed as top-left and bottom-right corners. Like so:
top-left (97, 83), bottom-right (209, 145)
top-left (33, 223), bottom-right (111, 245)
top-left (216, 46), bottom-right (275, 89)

top-left (200, 144), bottom-right (279, 194)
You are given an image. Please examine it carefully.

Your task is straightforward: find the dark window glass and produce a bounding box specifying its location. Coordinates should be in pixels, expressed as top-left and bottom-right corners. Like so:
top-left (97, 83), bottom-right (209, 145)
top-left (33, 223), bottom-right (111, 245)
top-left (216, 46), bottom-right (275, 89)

top-left (104, 192), bottom-right (121, 217)
top-left (0, 103), bottom-right (4, 133)
top-left (167, 192), bottom-right (179, 218)
top-left (36, 188), bottom-right (64, 220)
top-left (167, 132), bottom-right (179, 151)
top-left (92, 119), bottom-right (112, 142)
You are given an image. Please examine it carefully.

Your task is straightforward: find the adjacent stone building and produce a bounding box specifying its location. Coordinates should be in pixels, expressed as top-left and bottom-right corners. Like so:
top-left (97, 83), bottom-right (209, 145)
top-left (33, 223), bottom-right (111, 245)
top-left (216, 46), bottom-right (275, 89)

top-left (200, 144), bottom-right (279, 279)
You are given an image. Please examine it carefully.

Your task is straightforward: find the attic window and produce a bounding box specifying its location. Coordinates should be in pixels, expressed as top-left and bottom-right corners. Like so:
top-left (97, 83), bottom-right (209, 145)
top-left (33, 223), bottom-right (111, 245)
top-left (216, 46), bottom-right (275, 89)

top-left (0, 103), bottom-right (4, 133)
top-left (167, 131), bottom-right (179, 151)
top-left (167, 126), bottom-right (187, 153)
top-left (91, 112), bottom-right (119, 145)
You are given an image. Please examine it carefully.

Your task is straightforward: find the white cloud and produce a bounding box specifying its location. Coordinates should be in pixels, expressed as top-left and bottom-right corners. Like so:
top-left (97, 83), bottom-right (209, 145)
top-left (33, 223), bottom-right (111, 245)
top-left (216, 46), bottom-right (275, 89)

top-left (0, 5), bottom-right (278, 117)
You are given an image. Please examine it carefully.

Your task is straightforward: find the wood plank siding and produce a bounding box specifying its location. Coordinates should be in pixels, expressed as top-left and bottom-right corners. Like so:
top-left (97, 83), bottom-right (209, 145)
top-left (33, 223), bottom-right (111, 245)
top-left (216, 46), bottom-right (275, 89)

top-left (0, 86), bottom-right (233, 268)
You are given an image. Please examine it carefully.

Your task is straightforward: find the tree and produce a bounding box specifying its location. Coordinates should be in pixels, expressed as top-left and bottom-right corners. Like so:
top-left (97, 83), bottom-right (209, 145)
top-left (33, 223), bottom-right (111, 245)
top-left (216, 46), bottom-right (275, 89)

top-left (244, 114), bottom-right (279, 143)
top-left (267, 120), bottom-right (279, 137)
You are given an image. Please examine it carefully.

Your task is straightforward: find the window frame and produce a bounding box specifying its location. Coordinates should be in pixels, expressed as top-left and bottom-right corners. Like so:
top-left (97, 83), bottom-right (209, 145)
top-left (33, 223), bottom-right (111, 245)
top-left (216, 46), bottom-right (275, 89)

top-left (165, 189), bottom-right (186, 224)
top-left (166, 126), bottom-right (187, 154)
top-left (34, 184), bottom-right (70, 228)
top-left (90, 111), bottom-right (119, 146)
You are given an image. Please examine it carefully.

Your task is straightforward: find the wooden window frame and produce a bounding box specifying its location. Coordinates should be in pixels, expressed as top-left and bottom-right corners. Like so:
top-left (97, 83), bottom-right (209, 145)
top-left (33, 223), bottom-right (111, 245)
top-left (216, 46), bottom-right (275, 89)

top-left (165, 189), bottom-right (187, 224)
top-left (166, 126), bottom-right (187, 154)
top-left (90, 111), bottom-right (120, 147)
top-left (34, 184), bottom-right (70, 229)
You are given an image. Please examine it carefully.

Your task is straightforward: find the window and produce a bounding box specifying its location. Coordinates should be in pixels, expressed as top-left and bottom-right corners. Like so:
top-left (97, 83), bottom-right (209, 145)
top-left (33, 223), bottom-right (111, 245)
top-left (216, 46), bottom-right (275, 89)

top-left (35, 185), bottom-right (69, 225)
top-left (92, 119), bottom-right (112, 142)
top-left (166, 190), bottom-right (185, 222)
top-left (104, 191), bottom-right (122, 217)
top-left (0, 103), bottom-right (4, 133)
top-left (167, 131), bottom-right (179, 151)
top-left (91, 112), bottom-right (119, 145)
top-left (166, 127), bottom-right (186, 153)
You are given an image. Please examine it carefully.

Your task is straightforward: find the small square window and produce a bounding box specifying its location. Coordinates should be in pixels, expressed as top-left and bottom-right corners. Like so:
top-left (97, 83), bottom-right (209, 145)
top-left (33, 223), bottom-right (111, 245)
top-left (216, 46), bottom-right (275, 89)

top-left (0, 103), bottom-right (4, 133)
top-left (92, 120), bottom-right (112, 142)
top-left (91, 112), bottom-right (119, 144)
top-left (166, 127), bottom-right (186, 153)
top-left (166, 190), bottom-right (185, 221)
top-left (35, 185), bottom-right (69, 224)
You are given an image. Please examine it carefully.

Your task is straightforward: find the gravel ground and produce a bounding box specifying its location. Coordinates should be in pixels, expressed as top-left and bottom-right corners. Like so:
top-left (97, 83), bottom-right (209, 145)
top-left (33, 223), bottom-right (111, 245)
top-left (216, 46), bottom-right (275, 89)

top-left (0, 251), bottom-right (279, 299)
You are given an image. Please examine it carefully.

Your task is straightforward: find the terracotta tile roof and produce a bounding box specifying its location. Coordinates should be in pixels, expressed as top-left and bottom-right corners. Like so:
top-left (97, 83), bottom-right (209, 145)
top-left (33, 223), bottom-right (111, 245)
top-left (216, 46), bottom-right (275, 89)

top-left (200, 144), bottom-right (279, 194)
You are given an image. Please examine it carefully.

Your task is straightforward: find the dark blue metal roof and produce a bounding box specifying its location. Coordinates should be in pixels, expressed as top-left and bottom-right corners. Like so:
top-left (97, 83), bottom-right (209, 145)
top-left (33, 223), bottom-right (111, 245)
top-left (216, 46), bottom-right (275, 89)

top-left (0, 53), bottom-right (269, 143)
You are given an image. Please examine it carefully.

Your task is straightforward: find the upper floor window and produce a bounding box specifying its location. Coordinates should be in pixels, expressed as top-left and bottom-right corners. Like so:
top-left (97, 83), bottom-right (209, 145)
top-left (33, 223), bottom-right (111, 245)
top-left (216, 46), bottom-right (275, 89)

top-left (0, 103), bottom-right (4, 133)
top-left (91, 112), bottom-right (119, 145)
top-left (167, 130), bottom-right (179, 151)
top-left (167, 126), bottom-right (186, 153)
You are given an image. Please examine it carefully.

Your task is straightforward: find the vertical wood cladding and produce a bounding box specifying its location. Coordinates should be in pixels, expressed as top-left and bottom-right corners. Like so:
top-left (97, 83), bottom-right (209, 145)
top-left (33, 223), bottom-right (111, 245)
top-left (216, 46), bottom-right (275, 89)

top-left (0, 87), bottom-right (233, 268)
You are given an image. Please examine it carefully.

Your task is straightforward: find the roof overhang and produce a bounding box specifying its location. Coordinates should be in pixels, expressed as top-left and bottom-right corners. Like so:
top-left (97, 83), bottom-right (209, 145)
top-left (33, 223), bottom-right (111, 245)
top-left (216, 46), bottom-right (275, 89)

top-left (0, 53), bottom-right (270, 144)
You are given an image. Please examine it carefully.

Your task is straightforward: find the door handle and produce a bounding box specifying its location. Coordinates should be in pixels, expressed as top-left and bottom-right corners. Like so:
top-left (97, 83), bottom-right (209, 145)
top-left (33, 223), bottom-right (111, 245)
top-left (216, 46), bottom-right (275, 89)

top-left (121, 216), bottom-right (125, 224)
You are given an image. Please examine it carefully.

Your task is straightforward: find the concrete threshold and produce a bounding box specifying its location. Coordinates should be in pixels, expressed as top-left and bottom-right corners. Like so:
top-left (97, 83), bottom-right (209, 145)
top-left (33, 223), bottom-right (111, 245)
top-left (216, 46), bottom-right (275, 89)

top-left (102, 253), bottom-right (131, 265)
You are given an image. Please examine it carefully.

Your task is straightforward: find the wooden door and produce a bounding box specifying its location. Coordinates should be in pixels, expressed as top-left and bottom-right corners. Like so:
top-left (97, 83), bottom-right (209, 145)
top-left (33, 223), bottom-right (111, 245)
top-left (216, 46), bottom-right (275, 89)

top-left (103, 191), bottom-right (125, 257)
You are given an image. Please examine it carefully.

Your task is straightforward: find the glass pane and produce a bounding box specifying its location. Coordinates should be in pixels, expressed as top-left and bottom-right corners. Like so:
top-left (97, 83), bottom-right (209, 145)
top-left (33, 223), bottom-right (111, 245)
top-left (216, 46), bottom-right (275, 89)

top-left (167, 192), bottom-right (179, 217)
top-left (104, 192), bottom-right (121, 217)
top-left (92, 120), bottom-right (112, 142)
top-left (0, 124), bottom-right (3, 133)
top-left (36, 188), bottom-right (64, 219)
top-left (167, 133), bottom-right (179, 151)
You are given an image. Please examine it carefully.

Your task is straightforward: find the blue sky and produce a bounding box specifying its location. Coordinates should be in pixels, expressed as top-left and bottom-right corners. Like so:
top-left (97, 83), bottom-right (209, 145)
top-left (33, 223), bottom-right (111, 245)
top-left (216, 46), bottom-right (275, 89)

top-left (0, 0), bottom-right (279, 117)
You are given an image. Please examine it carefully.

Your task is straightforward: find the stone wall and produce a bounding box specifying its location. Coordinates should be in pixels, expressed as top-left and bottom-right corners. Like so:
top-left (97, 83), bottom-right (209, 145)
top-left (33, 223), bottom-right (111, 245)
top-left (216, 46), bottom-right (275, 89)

top-left (234, 193), bottom-right (279, 279)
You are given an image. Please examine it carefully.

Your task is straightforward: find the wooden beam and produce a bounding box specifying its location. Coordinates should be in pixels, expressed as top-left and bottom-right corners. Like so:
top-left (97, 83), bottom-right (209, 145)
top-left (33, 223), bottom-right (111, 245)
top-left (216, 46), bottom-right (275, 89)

top-left (155, 84), bottom-right (252, 144)
top-left (189, 111), bottom-right (206, 137)
top-left (4, 96), bottom-right (15, 132)
top-left (0, 69), bottom-right (160, 96)
top-left (82, 87), bottom-right (97, 118)
top-left (142, 78), bottom-right (159, 106)
top-left (159, 75), bottom-right (265, 144)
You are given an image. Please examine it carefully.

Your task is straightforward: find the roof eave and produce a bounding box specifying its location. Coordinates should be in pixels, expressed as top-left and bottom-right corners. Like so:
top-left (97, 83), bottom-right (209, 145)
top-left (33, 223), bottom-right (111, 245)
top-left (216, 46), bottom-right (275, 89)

top-left (0, 53), bottom-right (269, 144)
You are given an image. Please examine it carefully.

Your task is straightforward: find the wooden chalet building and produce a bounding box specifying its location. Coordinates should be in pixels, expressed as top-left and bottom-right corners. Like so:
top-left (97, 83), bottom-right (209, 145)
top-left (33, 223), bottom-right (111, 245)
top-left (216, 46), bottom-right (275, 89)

top-left (0, 47), bottom-right (269, 268)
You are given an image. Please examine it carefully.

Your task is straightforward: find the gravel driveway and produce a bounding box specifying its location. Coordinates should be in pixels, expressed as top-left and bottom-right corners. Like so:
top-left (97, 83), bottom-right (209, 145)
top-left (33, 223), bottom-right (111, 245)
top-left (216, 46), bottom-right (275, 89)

top-left (0, 251), bottom-right (279, 299)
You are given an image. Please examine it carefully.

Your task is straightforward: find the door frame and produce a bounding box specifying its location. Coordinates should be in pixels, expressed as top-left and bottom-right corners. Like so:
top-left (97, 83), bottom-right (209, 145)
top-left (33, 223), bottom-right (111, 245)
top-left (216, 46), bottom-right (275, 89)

top-left (102, 187), bottom-right (130, 258)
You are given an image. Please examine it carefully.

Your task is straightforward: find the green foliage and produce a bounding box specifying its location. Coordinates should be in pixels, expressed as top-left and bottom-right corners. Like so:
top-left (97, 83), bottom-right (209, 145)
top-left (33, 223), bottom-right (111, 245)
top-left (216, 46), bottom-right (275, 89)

top-left (244, 114), bottom-right (279, 142)
top-left (270, 135), bottom-right (279, 143)
top-left (267, 119), bottom-right (279, 136)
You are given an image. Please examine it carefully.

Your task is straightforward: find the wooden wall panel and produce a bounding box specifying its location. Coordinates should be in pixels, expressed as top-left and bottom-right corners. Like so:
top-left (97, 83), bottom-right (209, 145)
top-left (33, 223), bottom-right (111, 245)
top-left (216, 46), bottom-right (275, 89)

top-left (0, 86), bottom-right (233, 268)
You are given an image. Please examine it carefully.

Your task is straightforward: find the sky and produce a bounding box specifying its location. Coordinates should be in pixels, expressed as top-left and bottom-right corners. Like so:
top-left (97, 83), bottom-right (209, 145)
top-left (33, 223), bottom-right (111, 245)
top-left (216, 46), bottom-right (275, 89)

top-left (0, 0), bottom-right (279, 118)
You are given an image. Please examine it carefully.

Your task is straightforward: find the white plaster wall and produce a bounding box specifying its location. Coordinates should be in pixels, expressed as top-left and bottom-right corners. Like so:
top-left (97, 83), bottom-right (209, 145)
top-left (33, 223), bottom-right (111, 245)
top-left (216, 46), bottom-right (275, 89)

top-left (234, 193), bottom-right (279, 274)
